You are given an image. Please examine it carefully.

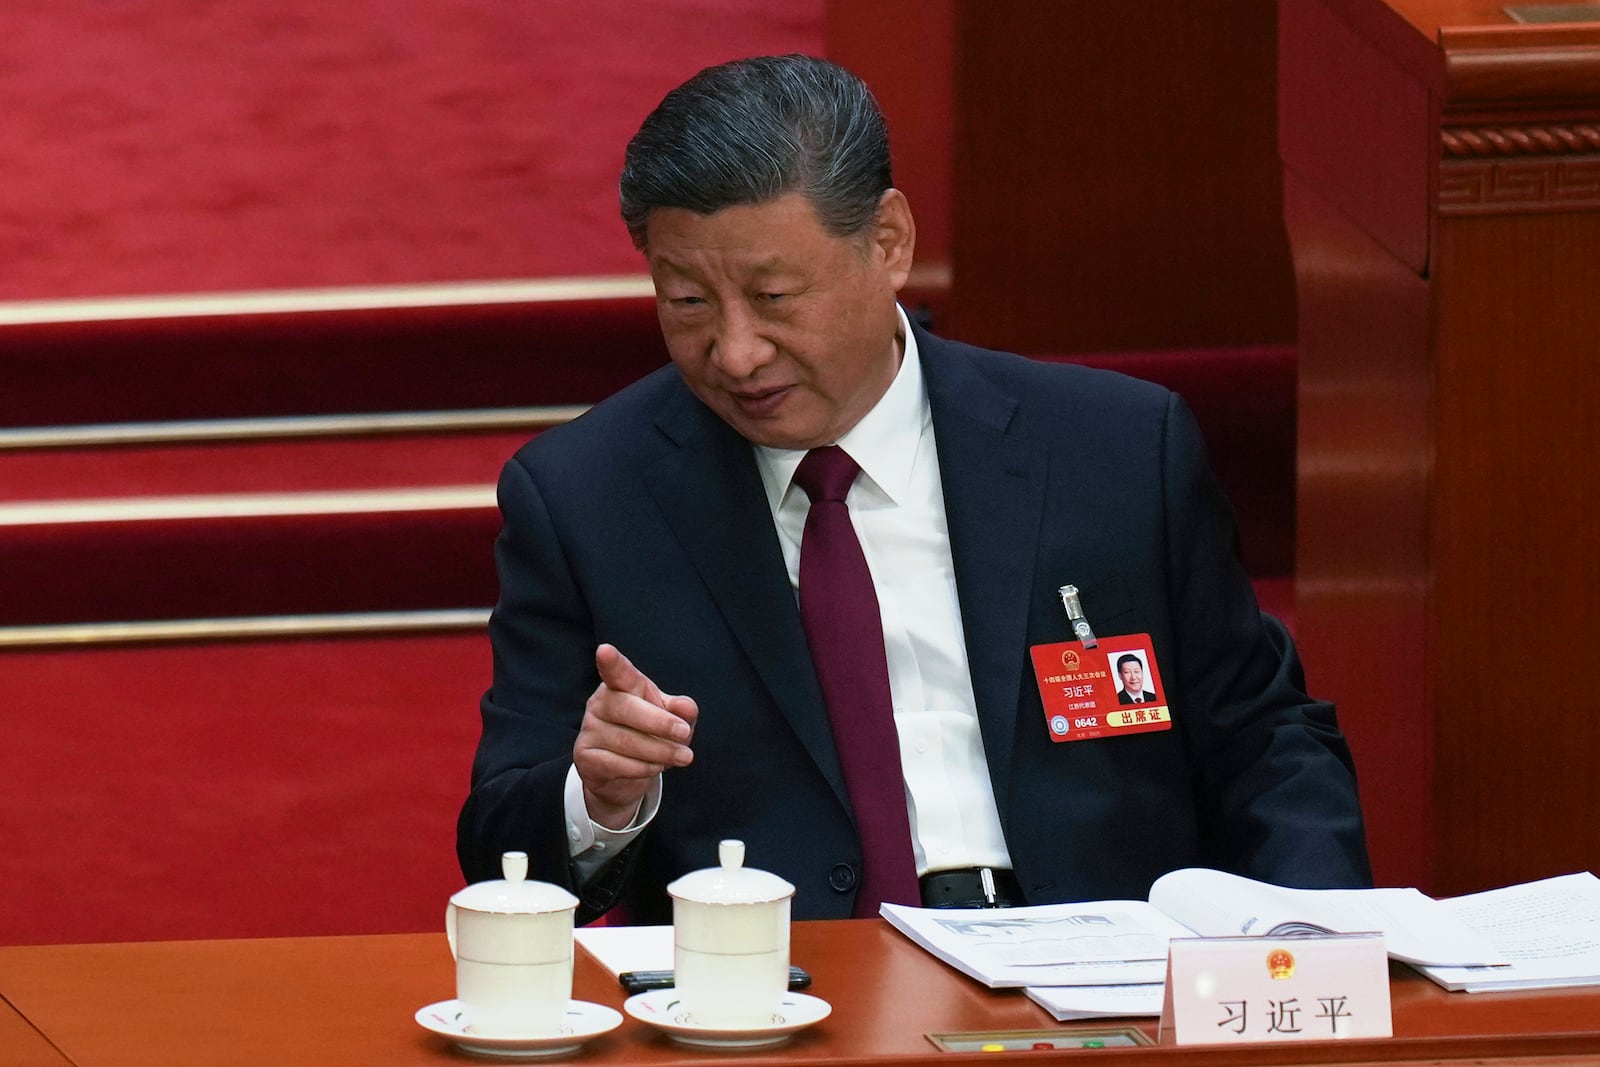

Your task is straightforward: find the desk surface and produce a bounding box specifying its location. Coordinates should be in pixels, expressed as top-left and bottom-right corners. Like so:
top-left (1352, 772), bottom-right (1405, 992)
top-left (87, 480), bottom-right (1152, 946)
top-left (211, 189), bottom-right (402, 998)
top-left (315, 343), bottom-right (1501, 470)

top-left (0, 997), bottom-right (70, 1067)
top-left (2, 920), bottom-right (1599, 1066)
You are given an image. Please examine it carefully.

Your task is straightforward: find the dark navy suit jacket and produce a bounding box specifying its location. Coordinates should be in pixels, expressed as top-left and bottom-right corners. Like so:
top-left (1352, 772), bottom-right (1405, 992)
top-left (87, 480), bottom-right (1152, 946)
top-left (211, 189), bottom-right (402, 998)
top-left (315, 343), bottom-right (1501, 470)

top-left (457, 324), bottom-right (1371, 923)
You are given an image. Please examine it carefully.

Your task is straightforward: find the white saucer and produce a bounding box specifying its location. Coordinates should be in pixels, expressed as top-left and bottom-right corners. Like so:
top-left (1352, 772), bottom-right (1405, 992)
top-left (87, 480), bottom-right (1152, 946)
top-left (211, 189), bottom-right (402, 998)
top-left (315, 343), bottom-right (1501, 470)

top-left (622, 988), bottom-right (831, 1048)
top-left (415, 999), bottom-right (622, 1058)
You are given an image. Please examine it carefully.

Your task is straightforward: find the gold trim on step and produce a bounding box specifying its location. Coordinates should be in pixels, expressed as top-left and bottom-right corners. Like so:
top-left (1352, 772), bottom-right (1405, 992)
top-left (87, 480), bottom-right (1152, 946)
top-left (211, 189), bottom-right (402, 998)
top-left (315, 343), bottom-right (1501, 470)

top-left (0, 405), bottom-right (588, 451)
top-left (0, 486), bottom-right (496, 527)
top-left (0, 276), bottom-right (656, 325)
top-left (0, 609), bottom-right (491, 649)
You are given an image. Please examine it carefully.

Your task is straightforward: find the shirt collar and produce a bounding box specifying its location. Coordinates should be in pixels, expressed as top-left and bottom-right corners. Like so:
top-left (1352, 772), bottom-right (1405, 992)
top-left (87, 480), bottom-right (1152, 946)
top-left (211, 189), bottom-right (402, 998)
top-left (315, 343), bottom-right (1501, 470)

top-left (755, 305), bottom-right (928, 511)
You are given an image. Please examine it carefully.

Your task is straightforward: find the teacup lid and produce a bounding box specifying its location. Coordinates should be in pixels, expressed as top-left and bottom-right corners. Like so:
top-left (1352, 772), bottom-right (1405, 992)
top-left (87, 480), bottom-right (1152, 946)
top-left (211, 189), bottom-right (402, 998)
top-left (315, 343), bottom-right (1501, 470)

top-left (449, 852), bottom-right (578, 914)
top-left (667, 840), bottom-right (795, 905)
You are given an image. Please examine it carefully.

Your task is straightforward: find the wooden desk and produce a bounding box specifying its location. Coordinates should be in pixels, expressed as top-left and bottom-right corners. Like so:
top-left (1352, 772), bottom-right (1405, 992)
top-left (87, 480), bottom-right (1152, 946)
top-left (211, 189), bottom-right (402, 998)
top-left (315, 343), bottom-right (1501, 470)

top-left (2, 921), bottom-right (1598, 1065)
top-left (0, 997), bottom-right (71, 1067)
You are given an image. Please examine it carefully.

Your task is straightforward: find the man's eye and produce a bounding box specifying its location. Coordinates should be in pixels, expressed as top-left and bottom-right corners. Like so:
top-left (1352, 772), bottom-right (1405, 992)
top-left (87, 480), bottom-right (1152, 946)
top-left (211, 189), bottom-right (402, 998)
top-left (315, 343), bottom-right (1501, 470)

top-left (756, 292), bottom-right (787, 302)
top-left (669, 295), bottom-right (706, 306)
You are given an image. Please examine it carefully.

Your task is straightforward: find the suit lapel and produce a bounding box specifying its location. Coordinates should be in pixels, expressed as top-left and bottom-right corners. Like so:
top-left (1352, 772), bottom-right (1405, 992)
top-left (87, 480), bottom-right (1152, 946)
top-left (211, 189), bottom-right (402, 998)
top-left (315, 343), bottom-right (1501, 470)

top-left (637, 337), bottom-right (1048, 828)
top-left (642, 384), bottom-right (849, 808)
top-left (920, 332), bottom-right (1048, 831)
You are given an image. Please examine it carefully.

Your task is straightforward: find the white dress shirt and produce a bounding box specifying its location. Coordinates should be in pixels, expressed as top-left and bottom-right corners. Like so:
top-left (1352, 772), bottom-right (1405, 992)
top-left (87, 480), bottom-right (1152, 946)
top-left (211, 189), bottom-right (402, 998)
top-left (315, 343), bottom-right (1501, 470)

top-left (567, 306), bottom-right (1012, 878)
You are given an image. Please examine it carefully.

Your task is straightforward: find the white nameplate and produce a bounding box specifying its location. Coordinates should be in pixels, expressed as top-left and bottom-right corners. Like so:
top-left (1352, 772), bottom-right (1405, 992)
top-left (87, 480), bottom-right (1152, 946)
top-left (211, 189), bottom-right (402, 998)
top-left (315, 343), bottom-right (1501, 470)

top-left (1159, 934), bottom-right (1391, 1046)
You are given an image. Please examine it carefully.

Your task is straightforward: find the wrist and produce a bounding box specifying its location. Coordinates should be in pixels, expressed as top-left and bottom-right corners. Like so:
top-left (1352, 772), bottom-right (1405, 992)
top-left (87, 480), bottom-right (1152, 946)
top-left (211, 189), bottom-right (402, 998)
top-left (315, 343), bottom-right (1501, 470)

top-left (584, 788), bottom-right (644, 832)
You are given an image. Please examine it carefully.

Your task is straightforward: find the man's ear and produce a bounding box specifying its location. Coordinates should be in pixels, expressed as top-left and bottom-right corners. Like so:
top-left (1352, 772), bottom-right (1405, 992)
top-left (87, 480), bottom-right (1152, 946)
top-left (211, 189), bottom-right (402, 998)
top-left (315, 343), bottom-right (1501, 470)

top-left (873, 188), bottom-right (916, 292)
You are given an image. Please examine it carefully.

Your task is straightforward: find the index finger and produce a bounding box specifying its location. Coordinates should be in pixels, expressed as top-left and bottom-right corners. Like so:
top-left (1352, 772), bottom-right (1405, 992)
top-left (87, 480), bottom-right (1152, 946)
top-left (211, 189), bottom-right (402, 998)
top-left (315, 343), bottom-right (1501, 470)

top-left (595, 643), bottom-right (659, 702)
top-left (593, 645), bottom-right (696, 742)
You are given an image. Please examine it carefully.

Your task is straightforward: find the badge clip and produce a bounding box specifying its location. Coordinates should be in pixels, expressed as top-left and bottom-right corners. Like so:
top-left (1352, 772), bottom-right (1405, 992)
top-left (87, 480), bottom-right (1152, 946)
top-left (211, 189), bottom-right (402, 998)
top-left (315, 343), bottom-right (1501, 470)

top-left (1058, 584), bottom-right (1097, 649)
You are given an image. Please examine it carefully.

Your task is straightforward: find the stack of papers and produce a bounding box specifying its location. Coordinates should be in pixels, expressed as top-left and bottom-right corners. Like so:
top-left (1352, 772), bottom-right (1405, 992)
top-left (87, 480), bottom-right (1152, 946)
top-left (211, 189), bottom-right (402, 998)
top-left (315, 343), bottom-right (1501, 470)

top-left (882, 866), bottom-right (1519, 1020)
top-left (1409, 872), bottom-right (1600, 993)
top-left (879, 900), bottom-right (1180, 1019)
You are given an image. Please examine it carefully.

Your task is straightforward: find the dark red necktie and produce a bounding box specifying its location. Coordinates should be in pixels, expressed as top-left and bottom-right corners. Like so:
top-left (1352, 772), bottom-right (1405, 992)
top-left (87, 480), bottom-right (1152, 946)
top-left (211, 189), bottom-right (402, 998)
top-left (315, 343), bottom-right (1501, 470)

top-left (793, 446), bottom-right (919, 915)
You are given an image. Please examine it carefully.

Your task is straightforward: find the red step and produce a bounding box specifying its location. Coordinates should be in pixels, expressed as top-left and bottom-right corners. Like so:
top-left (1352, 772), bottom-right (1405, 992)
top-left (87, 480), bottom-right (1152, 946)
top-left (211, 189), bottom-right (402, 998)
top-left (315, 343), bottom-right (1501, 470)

top-left (0, 630), bottom-right (488, 944)
top-left (1, 421), bottom-right (540, 626)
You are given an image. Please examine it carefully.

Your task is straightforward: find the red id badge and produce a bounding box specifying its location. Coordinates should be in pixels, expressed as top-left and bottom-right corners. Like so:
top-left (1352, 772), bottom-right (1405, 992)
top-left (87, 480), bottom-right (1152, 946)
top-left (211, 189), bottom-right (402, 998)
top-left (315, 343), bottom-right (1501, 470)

top-left (1030, 633), bottom-right (1173, 743)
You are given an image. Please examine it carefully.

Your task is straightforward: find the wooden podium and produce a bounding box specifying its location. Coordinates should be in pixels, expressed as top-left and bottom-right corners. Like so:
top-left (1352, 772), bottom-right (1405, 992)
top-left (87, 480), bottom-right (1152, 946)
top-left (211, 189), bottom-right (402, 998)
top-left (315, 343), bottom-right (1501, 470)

top-left (1280, 0), bottom-right (1600, 894)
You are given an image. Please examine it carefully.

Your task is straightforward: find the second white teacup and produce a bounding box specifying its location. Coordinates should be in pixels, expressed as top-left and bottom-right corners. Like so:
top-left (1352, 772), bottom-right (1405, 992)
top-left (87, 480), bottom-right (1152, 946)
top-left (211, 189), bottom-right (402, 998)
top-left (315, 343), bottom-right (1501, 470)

top-left (668, 840), bottom-right (795, 1028)
top-left (447, 851), bottom-right (578, 1036)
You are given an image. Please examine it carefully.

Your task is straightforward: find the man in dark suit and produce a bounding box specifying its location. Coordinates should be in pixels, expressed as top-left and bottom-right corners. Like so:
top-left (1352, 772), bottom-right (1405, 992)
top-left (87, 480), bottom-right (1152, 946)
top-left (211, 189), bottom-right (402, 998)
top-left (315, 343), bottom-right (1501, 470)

top-left (1116, 654), bottom-right (1159, 705)
top-left (458, 56), bottom-right (1370, 924)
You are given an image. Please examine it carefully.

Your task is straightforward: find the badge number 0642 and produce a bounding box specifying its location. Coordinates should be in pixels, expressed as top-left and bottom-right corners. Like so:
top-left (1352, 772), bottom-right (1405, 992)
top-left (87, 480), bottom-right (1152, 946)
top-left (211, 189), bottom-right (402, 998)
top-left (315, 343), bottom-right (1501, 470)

top-left (1030, 633), bottom-right (1172, 744)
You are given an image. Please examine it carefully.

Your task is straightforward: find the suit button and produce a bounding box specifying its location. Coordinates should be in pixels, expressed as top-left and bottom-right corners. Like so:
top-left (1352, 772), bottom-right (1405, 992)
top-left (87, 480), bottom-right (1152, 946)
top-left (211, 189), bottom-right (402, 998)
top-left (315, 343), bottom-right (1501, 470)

top-left (829, 864), bottom-right (857, 893)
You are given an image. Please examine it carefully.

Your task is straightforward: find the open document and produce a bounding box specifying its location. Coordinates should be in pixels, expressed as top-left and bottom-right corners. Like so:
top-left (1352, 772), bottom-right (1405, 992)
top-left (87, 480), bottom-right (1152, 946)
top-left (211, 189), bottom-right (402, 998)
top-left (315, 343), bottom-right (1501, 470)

top-left (880, 899), bottom-right (1192, 988)
top-left (1408, 872), bottom-right (1600, 992)
top-left (883, 866), bottom-right (1515, 1019)
top-left (1146, 867), bottom-right (1505, 967)
top-left (884, 867), bottom-right (1504, 989)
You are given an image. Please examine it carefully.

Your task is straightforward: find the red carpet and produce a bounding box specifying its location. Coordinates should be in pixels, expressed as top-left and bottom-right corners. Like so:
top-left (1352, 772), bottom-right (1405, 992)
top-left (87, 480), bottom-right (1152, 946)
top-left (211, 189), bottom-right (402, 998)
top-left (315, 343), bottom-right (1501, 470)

top-left (0, 428), bottom-right (528, 502)
top-left (1, 633), bottom-right (490, 945)
top-left (1, 428), bottom-right (535, 625)
top-left (1, 428), bottom-right (529, 501)
top-left (3, 299), bottom-right (669, 427)
top-left (3, 1), bottom-right (824, 301)
top-left (6, 509), bottom-right (500, 626)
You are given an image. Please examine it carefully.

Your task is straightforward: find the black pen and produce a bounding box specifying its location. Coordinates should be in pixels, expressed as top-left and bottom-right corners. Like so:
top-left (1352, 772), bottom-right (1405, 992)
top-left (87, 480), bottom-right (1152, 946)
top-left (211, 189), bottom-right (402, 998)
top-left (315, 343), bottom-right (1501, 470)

top-left (619, 965), bottom-right (812, 995)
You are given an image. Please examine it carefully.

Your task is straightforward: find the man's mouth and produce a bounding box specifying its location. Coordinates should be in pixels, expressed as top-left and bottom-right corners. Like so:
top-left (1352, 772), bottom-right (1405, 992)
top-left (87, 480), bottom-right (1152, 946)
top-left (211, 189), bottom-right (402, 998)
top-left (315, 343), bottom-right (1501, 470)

top-left (729, 386), bottom-right (791, 417)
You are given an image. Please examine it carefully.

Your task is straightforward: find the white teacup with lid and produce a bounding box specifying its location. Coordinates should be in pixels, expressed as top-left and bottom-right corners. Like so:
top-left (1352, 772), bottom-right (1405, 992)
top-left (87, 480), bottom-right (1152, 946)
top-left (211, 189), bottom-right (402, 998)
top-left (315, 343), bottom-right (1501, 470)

top-left (667, 839), bottom-right (796, 1028)
top-left (446, 851), bottom-right (578, 1036)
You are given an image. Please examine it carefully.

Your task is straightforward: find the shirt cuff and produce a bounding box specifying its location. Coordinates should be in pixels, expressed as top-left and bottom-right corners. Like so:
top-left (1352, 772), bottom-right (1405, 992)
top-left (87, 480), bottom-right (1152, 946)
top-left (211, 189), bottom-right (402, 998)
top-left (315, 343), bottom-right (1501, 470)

top-left (563, 763), bottom-right (660, 860)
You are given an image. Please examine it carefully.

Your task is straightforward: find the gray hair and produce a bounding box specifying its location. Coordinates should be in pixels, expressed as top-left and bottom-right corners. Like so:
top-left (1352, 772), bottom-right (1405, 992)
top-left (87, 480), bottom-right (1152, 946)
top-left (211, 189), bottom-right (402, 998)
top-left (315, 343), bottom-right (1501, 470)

top-left (618, 54), bottom-right (892, 249)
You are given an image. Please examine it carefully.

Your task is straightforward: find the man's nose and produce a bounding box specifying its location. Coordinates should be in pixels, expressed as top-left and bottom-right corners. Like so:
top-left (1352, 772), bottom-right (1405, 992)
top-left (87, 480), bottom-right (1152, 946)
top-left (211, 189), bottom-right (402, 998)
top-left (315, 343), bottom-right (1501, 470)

top-left (709, 302), bottom-right (774, 378)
